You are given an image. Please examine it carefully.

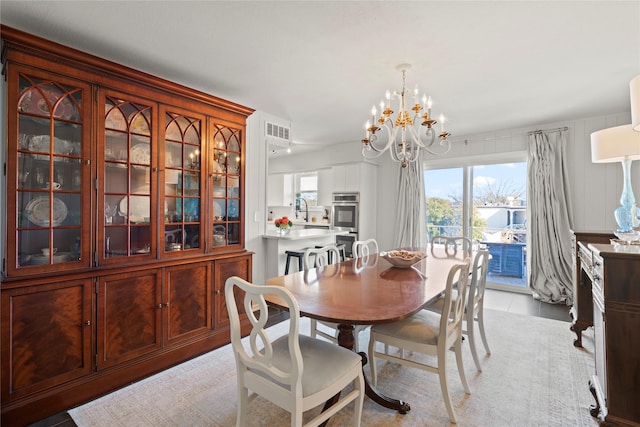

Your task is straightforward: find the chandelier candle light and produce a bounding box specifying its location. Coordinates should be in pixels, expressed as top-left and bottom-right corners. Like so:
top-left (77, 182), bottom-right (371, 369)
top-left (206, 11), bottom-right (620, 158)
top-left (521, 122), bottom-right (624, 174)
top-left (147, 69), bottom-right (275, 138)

top-left (361, 63), bottom-right (451, 167)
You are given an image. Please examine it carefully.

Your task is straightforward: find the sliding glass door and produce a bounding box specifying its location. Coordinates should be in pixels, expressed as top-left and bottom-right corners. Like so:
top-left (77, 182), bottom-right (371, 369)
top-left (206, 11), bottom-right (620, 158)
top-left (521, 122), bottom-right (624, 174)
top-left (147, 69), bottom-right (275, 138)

top-left (425, 157), bottom-right (528, 291)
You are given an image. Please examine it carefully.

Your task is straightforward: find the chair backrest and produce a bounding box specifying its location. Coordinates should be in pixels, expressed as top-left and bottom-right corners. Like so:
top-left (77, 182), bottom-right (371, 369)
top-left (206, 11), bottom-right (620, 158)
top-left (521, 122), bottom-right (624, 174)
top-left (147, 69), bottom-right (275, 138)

top-left (303, 244), bottom-right (340, 270)
top-left (430, 235), bottom-right (472, 258)
top-left (469, 248), bottom-right (490, 308)
top-left (225, 276), bottom-right (304, 395)
top-left (439, 260), bottom-right (471, 344)
top-left (352, 238), bottom-right (379, 259)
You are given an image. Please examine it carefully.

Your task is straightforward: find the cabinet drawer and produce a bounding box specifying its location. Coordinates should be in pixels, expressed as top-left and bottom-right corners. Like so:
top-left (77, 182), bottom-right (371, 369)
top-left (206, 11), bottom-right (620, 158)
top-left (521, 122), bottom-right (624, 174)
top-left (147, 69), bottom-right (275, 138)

top-left (591, 253), bottom-right (604, 297)
top-left (579, 243), bottom-right (595, 280)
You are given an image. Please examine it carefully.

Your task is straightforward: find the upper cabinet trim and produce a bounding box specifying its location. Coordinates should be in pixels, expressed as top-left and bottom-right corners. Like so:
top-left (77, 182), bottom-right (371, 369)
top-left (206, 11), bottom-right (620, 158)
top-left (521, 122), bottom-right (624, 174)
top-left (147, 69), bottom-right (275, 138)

top-left (1, 25), bottom-right (255, 118)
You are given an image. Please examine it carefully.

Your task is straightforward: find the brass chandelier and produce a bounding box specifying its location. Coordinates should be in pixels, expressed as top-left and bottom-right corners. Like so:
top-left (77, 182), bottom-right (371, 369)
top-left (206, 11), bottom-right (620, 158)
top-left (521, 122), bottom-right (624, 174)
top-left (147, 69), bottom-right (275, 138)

top-left (361, 64), bottom-right (451, 167)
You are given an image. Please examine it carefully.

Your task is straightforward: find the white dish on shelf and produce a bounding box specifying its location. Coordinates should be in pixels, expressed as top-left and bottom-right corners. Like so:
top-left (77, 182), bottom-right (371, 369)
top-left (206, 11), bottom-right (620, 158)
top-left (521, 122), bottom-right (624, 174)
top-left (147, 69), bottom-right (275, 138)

top-left (28, 135), bottom-right (72, 160)
top-left (213, 200), bottom-right (224, 219)
top-left (25, 196), bottom-right (68, 226)
top-left (119, 196), bottom-right (167, 222)
top-left (130, 143), bottom-right (150, 166)
top-left (30, 252), bottom-right (70, 265)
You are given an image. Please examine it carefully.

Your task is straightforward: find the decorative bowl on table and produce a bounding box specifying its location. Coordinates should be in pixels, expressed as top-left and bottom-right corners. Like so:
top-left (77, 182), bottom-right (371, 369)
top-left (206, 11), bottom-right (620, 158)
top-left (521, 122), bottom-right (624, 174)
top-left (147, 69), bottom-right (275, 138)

top-left (381, 249), bottom-right (427, 268)
top-left (613, 229), bottom-right (640, 244)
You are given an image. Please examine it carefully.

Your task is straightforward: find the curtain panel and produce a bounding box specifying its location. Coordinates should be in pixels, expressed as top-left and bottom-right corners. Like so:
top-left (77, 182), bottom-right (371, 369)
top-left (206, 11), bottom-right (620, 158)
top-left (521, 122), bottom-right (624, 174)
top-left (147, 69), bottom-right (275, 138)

top-left (394, 154), bottom-right (427, 248)
top-left (527, 129), bottom-right (574, 304)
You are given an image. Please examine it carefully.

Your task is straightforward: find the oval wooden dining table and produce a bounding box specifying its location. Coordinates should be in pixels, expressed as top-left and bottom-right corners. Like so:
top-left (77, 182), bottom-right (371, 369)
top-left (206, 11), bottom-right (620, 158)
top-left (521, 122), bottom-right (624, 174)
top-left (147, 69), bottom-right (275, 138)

top-left (264, 248), bottom-right (469, 415)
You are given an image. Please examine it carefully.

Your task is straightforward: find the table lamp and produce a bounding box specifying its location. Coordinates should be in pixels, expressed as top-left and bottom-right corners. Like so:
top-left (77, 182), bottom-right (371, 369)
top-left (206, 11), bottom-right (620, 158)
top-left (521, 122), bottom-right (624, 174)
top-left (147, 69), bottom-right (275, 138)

top-left (591, 124), bottom-right (640, 232)
top-left (631, 75), bottom-right (640, 132)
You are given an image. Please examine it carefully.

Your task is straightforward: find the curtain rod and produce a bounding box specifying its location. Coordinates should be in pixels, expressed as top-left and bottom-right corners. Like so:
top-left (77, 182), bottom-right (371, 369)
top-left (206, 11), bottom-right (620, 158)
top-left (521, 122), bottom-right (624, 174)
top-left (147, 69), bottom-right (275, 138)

top-left (448, 126), bottom-right (570, 144)
top-left (527, 126), bottom-right (569, 135)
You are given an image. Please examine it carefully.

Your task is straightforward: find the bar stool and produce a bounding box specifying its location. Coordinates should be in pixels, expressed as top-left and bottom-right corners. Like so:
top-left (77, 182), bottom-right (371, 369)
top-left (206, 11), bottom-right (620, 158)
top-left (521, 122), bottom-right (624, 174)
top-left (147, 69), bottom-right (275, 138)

top-left (284, 249), bottom-right (306, 274)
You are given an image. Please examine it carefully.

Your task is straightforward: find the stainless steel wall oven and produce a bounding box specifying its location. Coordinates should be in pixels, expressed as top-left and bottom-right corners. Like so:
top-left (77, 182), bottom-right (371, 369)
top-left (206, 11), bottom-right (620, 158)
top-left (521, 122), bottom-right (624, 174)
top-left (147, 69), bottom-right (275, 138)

top-left (332, 192), bottom-right (359, 257)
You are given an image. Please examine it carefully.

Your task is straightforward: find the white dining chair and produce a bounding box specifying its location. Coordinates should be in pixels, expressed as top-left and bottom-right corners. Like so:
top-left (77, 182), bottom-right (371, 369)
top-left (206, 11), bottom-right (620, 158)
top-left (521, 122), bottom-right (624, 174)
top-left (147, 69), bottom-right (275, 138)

top-left (424, 248), bottom-right (492, 371)
top-left (430, 235), bottom-right (472, 258)
top-left (367, 260), bottom-right (472, 424)
top-left (352, 238), bottom-right (379, 259)
top-left (225, 276), bottom-right (365, 427)
top-left (304, 244), bottom-right (369, 352)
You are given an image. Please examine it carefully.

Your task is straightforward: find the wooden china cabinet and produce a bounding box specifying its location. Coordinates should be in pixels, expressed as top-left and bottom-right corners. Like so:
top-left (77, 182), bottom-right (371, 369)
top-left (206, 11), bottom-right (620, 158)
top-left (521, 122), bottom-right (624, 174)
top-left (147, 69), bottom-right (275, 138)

top-left (1, 26), bottom-right (254, 425)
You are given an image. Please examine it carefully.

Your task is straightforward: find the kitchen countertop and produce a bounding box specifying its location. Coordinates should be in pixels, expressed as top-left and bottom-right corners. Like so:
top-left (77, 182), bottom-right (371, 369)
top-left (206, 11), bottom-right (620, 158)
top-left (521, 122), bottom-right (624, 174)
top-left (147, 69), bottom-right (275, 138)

top-left (263, 228), bottom-right (347, 240)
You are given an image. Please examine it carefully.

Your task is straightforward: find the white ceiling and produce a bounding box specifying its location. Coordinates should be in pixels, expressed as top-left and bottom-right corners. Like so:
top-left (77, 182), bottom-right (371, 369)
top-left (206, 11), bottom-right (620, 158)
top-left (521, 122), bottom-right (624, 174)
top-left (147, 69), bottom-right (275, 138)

top-left (2, 1), bottom-right (639, 153)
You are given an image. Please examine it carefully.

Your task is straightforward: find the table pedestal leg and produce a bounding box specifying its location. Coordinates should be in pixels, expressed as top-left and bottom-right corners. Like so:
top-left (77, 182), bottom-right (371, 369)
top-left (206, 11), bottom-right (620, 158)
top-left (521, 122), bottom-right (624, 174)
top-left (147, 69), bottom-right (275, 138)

top-left (337, 323), bottom-right (411, 413)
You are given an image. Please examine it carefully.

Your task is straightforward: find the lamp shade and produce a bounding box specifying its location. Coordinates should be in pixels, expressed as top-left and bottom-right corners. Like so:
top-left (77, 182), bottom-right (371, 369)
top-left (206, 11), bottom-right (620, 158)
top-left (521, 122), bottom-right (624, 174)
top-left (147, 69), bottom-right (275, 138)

top-left (632, 75), bottom-right (640, 132)
top-left (591, 124), bottom-right (640, 163)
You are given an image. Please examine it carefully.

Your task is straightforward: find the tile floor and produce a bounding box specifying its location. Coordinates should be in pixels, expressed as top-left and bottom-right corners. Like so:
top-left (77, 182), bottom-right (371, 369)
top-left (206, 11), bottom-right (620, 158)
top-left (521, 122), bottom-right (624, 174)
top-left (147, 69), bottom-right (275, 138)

top-left (484, 288), bottom-right (572, 322)
top-left (27, 288), bottom-right (571, 427)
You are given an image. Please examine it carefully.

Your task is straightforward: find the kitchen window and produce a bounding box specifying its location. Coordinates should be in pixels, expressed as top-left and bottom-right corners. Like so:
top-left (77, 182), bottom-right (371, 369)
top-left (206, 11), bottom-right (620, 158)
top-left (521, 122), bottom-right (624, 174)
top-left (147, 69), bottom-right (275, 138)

top-left (296, 172), bottom-right (318, 207)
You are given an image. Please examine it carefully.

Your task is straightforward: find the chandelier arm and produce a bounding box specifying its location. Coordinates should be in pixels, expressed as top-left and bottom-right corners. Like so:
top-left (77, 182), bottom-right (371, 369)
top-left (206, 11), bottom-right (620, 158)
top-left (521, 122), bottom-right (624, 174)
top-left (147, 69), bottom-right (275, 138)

top-left (410, 119), bottom-right (451, 155)
top-left (368, 122), bottom-right (395, 152)
top-left (362, 122), bottom-right (396, 159)
top-left (421, 138), bottom-right (452, 156)
top-left (390, 126), bottom-right (406, 163)
top-left (362, 144), bottom-right (387, 159)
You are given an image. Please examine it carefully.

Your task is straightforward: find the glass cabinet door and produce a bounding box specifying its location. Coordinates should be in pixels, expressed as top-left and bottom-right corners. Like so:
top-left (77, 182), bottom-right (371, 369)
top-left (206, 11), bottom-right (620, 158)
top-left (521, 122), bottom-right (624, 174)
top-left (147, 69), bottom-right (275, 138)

top-left (98, 92), bottom-right (156, 263)
top-left (11, 69), bottom-right (91, 274)
top-left (161, 107), bottom-right (204, 255)
top-left (211, 122), bottom-right (243, 250)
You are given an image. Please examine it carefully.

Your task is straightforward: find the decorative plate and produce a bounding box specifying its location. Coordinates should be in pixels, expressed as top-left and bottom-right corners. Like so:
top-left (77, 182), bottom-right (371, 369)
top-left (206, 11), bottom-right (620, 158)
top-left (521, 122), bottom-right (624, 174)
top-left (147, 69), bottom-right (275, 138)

top-left (130, 143), bottom-right (151, 166)
top-left (381, 250), bottom-right (427, 268)
top-left (119, 196), bottom-right (167, 222)
top-left (19, 87), bottom-right (79, 121)
top-left (213, 200), bottom-right (225, 220)
top-left (25, 196), bottom-right (68, 226)
top-left (28, 135), bottom-right (73, 160)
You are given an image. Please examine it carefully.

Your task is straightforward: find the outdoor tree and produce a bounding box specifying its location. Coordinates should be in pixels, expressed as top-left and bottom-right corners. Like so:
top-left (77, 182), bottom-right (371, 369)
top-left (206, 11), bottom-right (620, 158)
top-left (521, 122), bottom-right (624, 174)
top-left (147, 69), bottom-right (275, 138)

top-left (426, 197), bottom-right (486, 240)
top-left (473, 178), bottom-right (525, 206)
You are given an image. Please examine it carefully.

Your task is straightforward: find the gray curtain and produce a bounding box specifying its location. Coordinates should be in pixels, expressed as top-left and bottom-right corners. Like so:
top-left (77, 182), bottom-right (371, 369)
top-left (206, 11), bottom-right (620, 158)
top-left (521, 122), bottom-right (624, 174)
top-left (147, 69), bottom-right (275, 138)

top-left (394, 153), bottom-right (427, 248)
top-left (527, 129), bottom-right (574, 304)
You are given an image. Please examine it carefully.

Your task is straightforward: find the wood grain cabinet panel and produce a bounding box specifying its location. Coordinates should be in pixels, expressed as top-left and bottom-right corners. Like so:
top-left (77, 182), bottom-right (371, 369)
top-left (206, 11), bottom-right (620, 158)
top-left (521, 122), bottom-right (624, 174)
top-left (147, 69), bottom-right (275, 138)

top-left (1, 280), bottom-right (92, 401)
top-left (97, 270), bottom-right (162, 369)
top-left (165, 262), bottom-right (212, 344)
top-left (214, 254), bottom-right (252, 330)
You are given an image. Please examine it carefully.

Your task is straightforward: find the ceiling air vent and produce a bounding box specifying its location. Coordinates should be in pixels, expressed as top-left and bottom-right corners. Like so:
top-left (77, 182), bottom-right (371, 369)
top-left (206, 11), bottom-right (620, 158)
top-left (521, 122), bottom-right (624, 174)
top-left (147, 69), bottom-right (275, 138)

top-left (265, 121), bottom-right (291, 148)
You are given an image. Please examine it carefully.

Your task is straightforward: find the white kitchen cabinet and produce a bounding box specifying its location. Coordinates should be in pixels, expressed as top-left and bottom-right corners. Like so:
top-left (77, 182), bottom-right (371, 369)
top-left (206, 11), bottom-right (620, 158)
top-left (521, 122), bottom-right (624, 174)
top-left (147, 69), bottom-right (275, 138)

top-left (267, 173), bottom-right (294, 206)
top-left (333, 164), bottom-right (360, 191)
top-left (317, 168), bottom-right (333, 207)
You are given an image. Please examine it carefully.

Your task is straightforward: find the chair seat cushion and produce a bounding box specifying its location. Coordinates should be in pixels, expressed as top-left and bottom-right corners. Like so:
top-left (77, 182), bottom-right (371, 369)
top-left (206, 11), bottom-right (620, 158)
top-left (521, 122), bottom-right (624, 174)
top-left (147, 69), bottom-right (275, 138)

top-left (424, 290), bottom-right (458, 313)
top-left (371, 309), bottom-right (441, 345)
top-left (267, 335), bottom-right (362, 396)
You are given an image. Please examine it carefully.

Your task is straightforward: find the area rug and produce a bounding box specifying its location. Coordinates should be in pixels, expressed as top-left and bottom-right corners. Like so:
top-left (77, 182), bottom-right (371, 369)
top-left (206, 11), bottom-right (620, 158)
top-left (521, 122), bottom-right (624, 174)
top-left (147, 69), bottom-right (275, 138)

top-left (69, 309), bottom-right (599, 426)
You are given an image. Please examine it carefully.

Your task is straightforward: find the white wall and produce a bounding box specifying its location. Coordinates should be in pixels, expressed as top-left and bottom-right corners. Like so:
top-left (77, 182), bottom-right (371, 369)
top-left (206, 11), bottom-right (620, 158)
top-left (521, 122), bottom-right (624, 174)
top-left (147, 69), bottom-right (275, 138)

top-left (244, 111), bottom-right (272, 285)
top-left (246, 110), bottom-right (637, 283)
